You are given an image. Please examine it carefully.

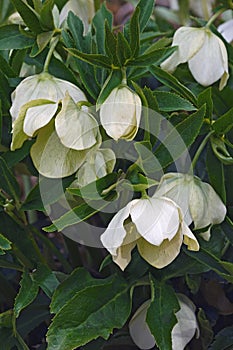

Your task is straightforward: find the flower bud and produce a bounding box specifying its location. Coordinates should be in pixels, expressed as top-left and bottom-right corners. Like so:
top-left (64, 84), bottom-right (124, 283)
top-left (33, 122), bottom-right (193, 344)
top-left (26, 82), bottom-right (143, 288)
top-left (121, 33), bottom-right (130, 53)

top-left (99, 85), bottom-right (141, 141)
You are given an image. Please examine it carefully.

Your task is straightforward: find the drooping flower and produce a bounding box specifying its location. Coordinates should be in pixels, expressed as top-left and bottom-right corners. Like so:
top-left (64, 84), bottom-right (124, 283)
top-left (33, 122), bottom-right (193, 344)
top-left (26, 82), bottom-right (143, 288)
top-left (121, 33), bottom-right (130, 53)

top-left (155, 173), bottom-right (227, 240)
top-left (99, 85), bottom-right (141, 141)
top-left (10, 72), bottom-right (86, 137)
top-left (76, 148), bottom-right (116, 187)
top-left (129, 294), bottom-right (199, 350)
top-left (100, 196), bottom-right (199, 270)
top-left (160, 26), bottom-right (229, 90)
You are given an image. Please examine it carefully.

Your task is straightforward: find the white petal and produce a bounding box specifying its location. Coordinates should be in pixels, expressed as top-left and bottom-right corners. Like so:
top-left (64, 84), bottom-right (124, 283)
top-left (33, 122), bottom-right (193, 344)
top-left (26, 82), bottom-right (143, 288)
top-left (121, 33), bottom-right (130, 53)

top-left (100, 201), bottom-right (133, 255)
top-left (172, 294), bottom-right (198, 350)
top-left (182, 222), bottom-right (199, 251)
top-left (137, 228), bottom-right (183, 268)
top-left (55, 94), bottom-right (98, 150)
top-left (131, 198), bottom-right (180, 245)
top-left (23, 103), bottom-right (58, 136)
top-left (129, 300), bottom-right (156, 350)
top-left (189, 31), bottom-right (228, 87)
top-left (218, 19), bottom-right (233, 43)
top-left (161, 27), bottom-right (205, 72)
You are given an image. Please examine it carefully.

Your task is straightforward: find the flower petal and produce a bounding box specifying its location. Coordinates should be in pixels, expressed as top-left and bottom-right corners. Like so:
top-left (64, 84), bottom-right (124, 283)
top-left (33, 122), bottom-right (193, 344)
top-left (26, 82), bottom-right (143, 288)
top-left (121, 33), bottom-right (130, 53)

top-left (113, 240), bottom-right (137, 271)
top-left (131, 198), bottom-right (180, 245)
top-left (137, 228), bottom-right (183, 268)
top-left (182, 222), bottom-right (199, 251)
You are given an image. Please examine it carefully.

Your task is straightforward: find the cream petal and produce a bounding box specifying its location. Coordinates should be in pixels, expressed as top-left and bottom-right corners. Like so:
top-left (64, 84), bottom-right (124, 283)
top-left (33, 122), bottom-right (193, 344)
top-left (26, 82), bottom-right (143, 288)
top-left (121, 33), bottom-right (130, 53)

top-left (113, 240), bottom-right (137, 271)
top-left (172, 294), bottom-right (198, 350)
top-left (30, 120), bottom-right (89, 178)
top-left (55, 78), bottom-right (86, 102)
top-left (131, 198), bottom-right (180, 245)
top-left (129, 300), bottom-right (156, 350)
top-left (23, 103), bottom-right (58, 137)
top-left (182, 222), bottom-right (199, 251)
top-left (161, 27), bottom-right (205, 73)
top-left (188, 31), bottom-right (228, 87)
top-left (137, 228), bottom-right (183, 269)
top-left (55, 94), bottom-right (98, 150)
top-left (100, 201), bottom-right (133, 256)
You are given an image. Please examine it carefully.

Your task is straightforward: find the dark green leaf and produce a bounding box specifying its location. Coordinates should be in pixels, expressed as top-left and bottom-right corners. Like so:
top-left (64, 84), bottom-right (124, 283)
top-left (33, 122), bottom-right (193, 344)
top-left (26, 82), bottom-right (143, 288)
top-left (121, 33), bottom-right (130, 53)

top-left (47, 275), bottom-right (131, 350)
top-left (150, 66), bottom-right (197, 105)
top-left (213, 107), bottom-right (233, 135)
top-left (136, 0), bottom-right (155, 32)
top-left (210, 326), bottom-right (233, 350)
top-left (43, 192), bottom-right (116, 232)
top-left (104, 20), bottom-right (118, 65)
top-left (127, 47), bottom-right (177, 67)
top-left (31, 263), bottom-right (59, 298)
top-left (197, 87), bottom-right (213, 120)
top-left (147, 276), bottom-right (179, 350)
top-left (154, 105), bottom-right (205, 169)
top-left (10, 0), bottom-right (42, 34)
top-left (129, 7), bottom-right (140, 57)
top-left (0, 24), bottom-right (34, 50)
top-left (92, 3), bottom-right (113, 54)
top-left (0, 54), bottom-right (16, 77)
top-left (14, 269), bottom-right (39, 318)
top-left (40, 0), bottom-right (55, 31)
top-left (154, 91), bottom-right (196, 112)
top-left (0, 233), bottom-right (11, 251)
top-left (96, 70), bottom-right (122, 109)
top-left (0, 156), bottom-right (20, 200)
top-left (66, 48), bottom-right (112, 68)
top-left (116, 31), bottom-right (132, 66)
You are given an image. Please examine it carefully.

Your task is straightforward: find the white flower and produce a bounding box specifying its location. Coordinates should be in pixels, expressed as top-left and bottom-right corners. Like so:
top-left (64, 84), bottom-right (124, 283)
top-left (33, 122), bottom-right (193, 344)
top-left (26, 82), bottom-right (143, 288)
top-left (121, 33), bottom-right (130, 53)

top-left (99, 85), bottom-right (141, 141)
top-left (129, 294), bottom-right (199, 350)
top-left (10, 72), bottom-right (86, 137)
top-left (155, 173), bottom-right (227, 240)
top-left (100, 196), bottom-right (199, 270)
top-left (76, 148), bottom-right (116, 187)
top-left (161, 26), bottom-right (229, 90)
top-left (218, 19), bottom-right (233, 43)
top-left (59, 0), bottom-right (95, 34)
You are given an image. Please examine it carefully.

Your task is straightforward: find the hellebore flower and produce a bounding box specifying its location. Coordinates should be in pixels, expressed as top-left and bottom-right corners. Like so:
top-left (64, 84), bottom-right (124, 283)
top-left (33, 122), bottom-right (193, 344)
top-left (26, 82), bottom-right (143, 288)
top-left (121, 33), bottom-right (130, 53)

top-left (160, 26), bottom-right (229, 90)
top-left (100, 197), bottom-right (199, 270)
top-left (99, 85), bottom-right (141, 141)
top-left (155, 173), bottom-right (226, 240)
top-left (76, 148), bottom-right (116, 187)
top-left (10, 72), bottom-right (86, 138)
top-left (129, 294), bottom-right (199, 350)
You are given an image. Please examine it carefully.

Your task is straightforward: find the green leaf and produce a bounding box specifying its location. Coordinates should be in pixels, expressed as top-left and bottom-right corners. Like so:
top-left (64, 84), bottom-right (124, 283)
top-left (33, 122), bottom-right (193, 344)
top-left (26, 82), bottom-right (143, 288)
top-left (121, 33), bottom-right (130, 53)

top-left (40, 0), bottom-right (55, 31)
top-left (0, 233), bottom-right (11, 251)
top-left (154, 91), bottom-right (196, 112)
top-left (14, 270), bottom-right (39, 318)
top-left (197, 87), bottom-right (213, 120)
top-left (116, 31), bottom-right (132, 66)
top-left (47, 274), bottom-right (131, 350)
top-left (10, 0), bottom-right (42, 34)
top-left (66, 48), bottom-right (112, 68)
top-left (31, 263), bottom-right (59, 298)
top-left (206, 144), bottom-right (226, 202)
top-left (104, 20), bottom-right (118, 65)
top-left (0, 54), bottom-right (16, 77)
top-left (213, 107), bottom-right (233, 135)
top-left (0, 156), bottom-right (20, 201)
top-left (147, 276), bottom-right (179, 350)
top-left (154, 105), bottom-right (205, 169)
top-left (2, 140), bottom-right (34, 168)
top-left (68, 173), bottom-right (118, 200)
top-left (50, 267), bottom-right (101, 314)
top-left (136, 0), bottom-right (155, 32)
top-left (129, 7), bottom-right (140, 57)
top-left (222, 217), bottom-right (233, 247)
top-left (43, 192), bottom-right (116, 232)
top-left (92, 3), bottom-right (113, 55)
top-left (210, 326), bottom-right (233, 350)
top-left (35, 31), bottom-right (54, 56)
top-left (96, 70), bottom-right (122, 110)
top-left (150, 66), bottom-right (197, 106)
top-left (127, 46), bottom-right (177, 67)
top-left (0, 25), bottom-right (34, 50)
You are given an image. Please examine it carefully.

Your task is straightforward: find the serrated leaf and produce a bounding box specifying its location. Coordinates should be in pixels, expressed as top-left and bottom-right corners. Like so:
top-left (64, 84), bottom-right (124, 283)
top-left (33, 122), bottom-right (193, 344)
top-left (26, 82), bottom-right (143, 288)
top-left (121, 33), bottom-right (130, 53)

top-left (66, 48), bottom-right (112, 68)
top-left (47, 275), bottom-right (131, 350)
top-left (213, 107), bottom-right (233, 135)
top-left (92, 3), bottom-right (113, 55)
top-left (154, 105), bottom-right (205, 169)
top-left (96, 70), bottom-right (122, 110)
top-left (154, 91), bottom-right (196, 112)
top-left (150, 66), bottom-right (197, 106)
top-left (43, 192), bottom-right (116, 232)
top-left (50, 268), bottom-right (102, 314)
top-left (10, 0), bottom-right (42, 34)
top-left (146, 276), bottom-right (179, 350)
top-left (197, 87), bottom-right (213, 120)
top-left (0, 54), bottom-right (16, 77)
top-left (127, 46), bottom-right (177, 67)
top-left (14, 270), bottom-right (39, 318)
top-left (104, 20), bottom-right (118, 65)
top-left (116, 31), bottom-right (132, 66)
top-left (31, 263), bottom-right (59, 298)
top-left (0, 156), bottom-right (20, 201)
top-left (129, 7), bottom-right (140, 57)
top-left (0, 25), bottom-right (34, 50)
top-left (136, 0), bottom-right (154, 32)
top-left (40, 0), bottom-right (55, 31)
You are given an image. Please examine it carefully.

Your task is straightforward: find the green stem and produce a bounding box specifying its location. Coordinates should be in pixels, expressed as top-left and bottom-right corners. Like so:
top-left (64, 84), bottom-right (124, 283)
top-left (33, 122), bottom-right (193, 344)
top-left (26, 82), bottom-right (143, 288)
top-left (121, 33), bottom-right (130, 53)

top-left (121, 67), bottom-right (127, 85)
top-left (43, 36), bottom-right (60, 73)
top-left (191, 130), bottom-right (214, 170)
top-left (205, 8), bottom-right (226, 28)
